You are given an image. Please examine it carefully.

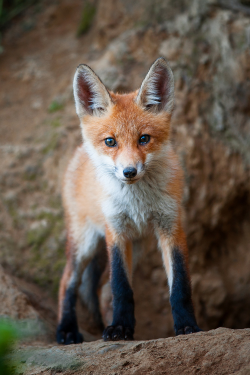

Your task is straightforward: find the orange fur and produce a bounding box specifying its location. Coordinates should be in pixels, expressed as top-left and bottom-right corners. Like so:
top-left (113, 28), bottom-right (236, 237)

top-left (58, 110), bottom-right (188, 312)
top-left (82, 92), bottom-right (171, 167)
top-left (105, 225), bottom-right (133, 285)
top-left (57, 58), bottom-right (198, 341)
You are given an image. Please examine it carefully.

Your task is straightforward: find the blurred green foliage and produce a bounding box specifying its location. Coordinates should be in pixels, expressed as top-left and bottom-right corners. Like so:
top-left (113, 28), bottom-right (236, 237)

top-left (77, 1), bottom-right (96, 36)
top-left (0, 0), bottom-right (36, 30)
top-left (0, 318), bottom-right (45, 374)
top-left (0, 319), bottom-right (19, 375)
top-left (48, 100), bottom-right (64, 113)
top-left (0, 0), bottom-right (37, 53)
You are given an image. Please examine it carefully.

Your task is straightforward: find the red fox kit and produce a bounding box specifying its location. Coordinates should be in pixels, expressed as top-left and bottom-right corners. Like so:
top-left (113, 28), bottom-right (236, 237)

top-left (57, 57), bottom-right (201, 344)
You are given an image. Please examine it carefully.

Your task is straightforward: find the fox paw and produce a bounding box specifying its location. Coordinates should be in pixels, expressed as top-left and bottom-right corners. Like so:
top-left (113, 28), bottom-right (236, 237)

top-left (56, 327), bottom-right (83, 345)
top-left (176, 325), bottom-right (202, 336)
top-left (103, 325), bottom-right (134, 341)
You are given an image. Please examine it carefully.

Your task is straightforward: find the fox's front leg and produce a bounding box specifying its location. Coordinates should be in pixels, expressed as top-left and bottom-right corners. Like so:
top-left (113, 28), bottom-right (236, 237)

top-left (103, 230), bottom-right (135, 341)
top-left (158, 226), bottom-right (201, 335)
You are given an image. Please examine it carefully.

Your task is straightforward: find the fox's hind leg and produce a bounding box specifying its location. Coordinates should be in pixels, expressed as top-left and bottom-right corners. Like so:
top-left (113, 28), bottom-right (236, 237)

top-left (57, 226), bottom-right (104, 345)
top-left (57, 248), bottom-right (83, 345)
top-left (158, 223), bottom-right (201, 335)
top-left (103, 228), bottom-right (135, 341)
top-left (79, 238), bottom-right (107, 332)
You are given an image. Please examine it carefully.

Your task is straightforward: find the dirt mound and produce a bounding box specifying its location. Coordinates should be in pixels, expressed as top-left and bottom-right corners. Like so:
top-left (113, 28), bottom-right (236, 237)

top-left (1, 266), bottom-right (250, 374)
top-left (13, 328), bottom-right (250, 374)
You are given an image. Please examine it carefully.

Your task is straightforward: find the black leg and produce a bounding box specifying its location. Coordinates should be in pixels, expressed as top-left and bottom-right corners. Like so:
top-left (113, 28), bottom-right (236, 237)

top-left (79, 244), bottom-right (107, 331)
top-left (56, 285), bottom-right (83, 345)
top-left (170, 247), bottom-right (201, 335)
top-left (103, 246), bottom-right (135, 341)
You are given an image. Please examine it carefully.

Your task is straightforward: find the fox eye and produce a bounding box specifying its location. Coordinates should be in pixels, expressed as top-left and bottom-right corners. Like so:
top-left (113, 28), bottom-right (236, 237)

top-left (105, 137), bottom-right (117, 147)
top-left (139, 134), bottom-right (150, 145)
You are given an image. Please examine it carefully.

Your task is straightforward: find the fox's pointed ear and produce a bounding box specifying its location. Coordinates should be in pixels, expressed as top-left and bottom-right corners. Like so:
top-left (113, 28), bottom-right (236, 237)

top-left (73, 64), bottom-right (113, 118)
top-left (136, 57), bottom-right (174, 114)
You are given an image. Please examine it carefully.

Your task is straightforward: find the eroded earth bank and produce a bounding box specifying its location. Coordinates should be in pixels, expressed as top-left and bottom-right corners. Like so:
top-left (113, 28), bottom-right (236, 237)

top-left (1, 0), bottom-right (250, 373)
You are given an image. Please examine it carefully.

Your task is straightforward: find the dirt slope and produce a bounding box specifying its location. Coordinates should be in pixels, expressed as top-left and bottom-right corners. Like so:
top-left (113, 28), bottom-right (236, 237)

top-left (13, 328), bottom-right (250, 375)
top-left (1, 2), bottom-right (250, 373)
top-left (2, 264), bottom-right (250, 375)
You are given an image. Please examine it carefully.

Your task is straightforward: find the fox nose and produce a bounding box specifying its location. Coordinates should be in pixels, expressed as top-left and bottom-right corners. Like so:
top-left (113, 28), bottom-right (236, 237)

top-left (123, 167), bottom-right (137, 179)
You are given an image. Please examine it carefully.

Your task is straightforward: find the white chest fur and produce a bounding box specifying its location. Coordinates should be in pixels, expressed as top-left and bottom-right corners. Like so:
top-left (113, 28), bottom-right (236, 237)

top-left (84, 141), bottom-right (179, 238)
top-left (101, 170), bottom-right (178, 238)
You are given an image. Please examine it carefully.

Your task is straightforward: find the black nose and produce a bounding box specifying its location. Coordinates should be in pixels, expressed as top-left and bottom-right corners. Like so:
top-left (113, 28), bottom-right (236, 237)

top-left (123, 167), bottom-right (137, 179)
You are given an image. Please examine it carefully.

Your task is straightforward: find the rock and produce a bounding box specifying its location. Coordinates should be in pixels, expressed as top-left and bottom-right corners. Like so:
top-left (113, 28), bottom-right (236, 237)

top-left (12, 328), bottom-right (250, 375)
top-left (0, 265), bottom-right (39, 320)
top-left (159, 37), bottom-right (182, 61)
top-left (91, 31), bottom-right (135, 92)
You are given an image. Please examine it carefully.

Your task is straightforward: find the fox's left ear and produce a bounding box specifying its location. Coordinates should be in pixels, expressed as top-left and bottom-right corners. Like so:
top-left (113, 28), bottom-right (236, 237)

top-left (136, 57), bottom-right (174, 114)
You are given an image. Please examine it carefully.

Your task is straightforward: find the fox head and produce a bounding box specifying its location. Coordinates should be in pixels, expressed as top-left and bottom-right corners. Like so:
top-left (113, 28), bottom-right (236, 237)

top-left (73, 57), bottom-right (174, 185)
